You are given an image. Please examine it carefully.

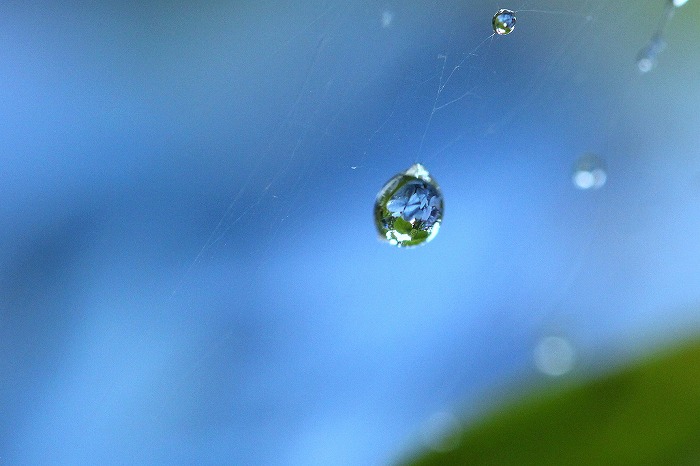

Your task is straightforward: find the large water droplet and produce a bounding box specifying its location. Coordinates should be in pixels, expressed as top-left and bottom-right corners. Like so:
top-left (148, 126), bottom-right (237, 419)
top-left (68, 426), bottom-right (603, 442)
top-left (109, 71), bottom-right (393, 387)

top-left (374, 164), bottom-right (444, 247)
top-left (492, 9), bottom-right (516, 35)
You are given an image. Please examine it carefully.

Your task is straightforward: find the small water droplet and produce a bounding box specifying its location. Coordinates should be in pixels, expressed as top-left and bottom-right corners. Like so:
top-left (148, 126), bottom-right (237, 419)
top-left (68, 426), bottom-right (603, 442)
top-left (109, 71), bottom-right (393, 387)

top-left (492, 9), bottom-right (516, 35)
top-left (572, 154), bottom-right (607, 190)
top-left (374, 164), bottom-right (444, 247)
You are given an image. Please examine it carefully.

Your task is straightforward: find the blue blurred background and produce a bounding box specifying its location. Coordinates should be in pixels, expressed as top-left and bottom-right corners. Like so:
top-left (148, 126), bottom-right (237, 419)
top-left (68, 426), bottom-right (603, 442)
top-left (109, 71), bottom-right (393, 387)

top-left (2, 1), bottom-right (700, 464)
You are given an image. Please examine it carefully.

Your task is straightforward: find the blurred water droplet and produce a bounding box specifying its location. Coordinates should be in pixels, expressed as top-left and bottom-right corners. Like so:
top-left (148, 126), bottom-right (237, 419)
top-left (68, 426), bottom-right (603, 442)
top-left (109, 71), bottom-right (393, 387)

top-left (534, 336), bottom-right (576, 377)
top-left (572, 154), bottom-right (607, 190)
top-left (381, 10), bottom-right (394, 28)
top-left (636, 36), bottom-right (666, 73)
top-left (374, 164), bottom-right (443, 247)
top-left (492, 9), bottom-right (516, 35)
top-left (421, 411), bottom-right (460, 452)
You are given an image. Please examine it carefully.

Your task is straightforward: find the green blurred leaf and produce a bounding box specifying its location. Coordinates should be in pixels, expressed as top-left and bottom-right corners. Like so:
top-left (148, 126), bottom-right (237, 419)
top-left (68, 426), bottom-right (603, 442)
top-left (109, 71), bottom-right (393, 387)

top-left (394, 217), bottom-right (413, 235)
top-left (405, 340), bottom-right (700, 466)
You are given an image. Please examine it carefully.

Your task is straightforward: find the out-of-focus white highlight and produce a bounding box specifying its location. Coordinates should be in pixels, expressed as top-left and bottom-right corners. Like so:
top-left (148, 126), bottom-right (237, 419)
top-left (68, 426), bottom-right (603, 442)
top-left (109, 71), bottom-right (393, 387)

top-left (672, 0), bottom-right (689, 7)
top-left (573, 171), bottom-right (595, 190)
top-left (534, 336), bottom-right (576, 377)
top-left (572, 154), bottom-right (607, 190)
top-left (573, 168), bottom-right (606, 190)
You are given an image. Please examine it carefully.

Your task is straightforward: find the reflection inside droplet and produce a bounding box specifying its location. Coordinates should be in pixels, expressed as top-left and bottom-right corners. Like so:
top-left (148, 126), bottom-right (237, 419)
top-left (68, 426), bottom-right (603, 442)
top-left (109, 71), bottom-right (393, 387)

top-left (534, 336), bottom-right (576, 377)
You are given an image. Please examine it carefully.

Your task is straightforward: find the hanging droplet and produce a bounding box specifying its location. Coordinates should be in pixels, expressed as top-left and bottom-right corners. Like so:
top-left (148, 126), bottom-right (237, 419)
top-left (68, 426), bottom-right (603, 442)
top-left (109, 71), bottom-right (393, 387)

top-left (671, 0), bottom-right (689, 7)
top-left (492, 9), bottom-right (516, 35)
top-left (572, 154), bottom-right (607, 190)
top-left (636, 35), bottom-right (666, 73)
top-left (374, 163), bottom-right (444, 247)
